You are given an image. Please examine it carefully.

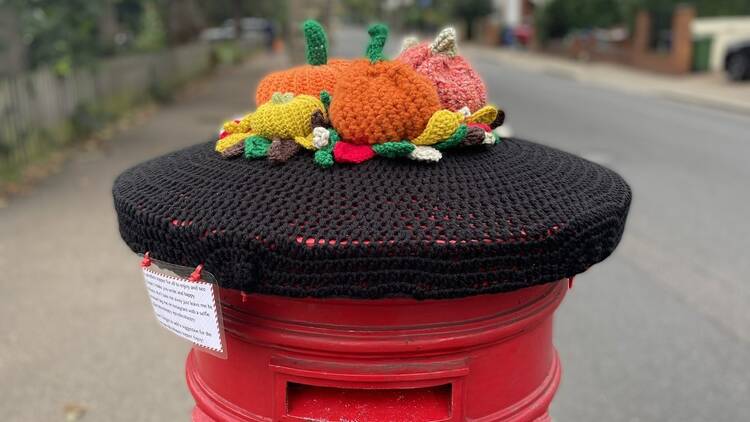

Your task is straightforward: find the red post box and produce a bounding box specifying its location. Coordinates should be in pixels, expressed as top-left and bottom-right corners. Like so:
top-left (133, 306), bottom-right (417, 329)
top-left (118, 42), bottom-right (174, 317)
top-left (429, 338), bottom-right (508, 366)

top-left (113, 21), bottom-right (631, 421)
top-left (188, 279), bottom-right (569, 422)
top-left (114, 24), bottom-right (630, 420)
top-left (114, 137), bottom-right (629, 420)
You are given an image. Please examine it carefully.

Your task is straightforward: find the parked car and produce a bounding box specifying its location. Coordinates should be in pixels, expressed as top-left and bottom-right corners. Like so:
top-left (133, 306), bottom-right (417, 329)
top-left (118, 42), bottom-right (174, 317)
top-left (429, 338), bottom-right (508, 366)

top-left (201, 18), bottom-right (273, 44)
top-left (724, 40), bottom-right (750, 81)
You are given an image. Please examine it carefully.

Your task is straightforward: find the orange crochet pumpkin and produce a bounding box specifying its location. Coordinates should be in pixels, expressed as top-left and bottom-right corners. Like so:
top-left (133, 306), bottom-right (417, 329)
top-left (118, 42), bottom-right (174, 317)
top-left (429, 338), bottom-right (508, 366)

top-left (255, 20), bottom-right (348, 106)
top-left (329, 24), bottom-right (441, 145)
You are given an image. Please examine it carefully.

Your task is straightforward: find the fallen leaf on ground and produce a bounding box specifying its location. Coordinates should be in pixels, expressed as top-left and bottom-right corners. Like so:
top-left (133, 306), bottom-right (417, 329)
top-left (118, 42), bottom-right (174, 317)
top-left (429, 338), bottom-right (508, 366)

top-left (63, 402), bottom-right (87, 421)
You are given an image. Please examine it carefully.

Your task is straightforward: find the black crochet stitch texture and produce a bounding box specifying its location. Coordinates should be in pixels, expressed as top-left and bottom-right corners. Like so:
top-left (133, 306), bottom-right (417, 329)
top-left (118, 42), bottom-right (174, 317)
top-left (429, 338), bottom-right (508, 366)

top-left (113, 139), bottom-right (631, 299)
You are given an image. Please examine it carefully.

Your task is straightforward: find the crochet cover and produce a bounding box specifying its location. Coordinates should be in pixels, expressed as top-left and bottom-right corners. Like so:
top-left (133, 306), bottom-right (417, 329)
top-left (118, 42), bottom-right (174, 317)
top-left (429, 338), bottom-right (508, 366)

top-left (113, 138), bottom-right (631, 299)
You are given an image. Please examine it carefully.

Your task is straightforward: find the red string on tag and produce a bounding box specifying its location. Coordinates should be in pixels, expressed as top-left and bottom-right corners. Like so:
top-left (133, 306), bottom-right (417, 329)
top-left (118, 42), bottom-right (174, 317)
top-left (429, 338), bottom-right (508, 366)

top-left (189, 264), bottom-right (204, 282)
top-left (141, 252), bottom-right (152, 268)
top-left (568, 276), bottom-right (575, 289)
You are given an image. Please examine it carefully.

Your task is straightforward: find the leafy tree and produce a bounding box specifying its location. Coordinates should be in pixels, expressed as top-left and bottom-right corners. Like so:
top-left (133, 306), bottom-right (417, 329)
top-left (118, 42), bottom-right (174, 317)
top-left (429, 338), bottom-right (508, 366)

top-left (116, 0), bottom-right (146, 36)
top-left (0, 0), bottom-right (244, 72)
top-left (536, 0), bottom-right (750, 43)
top-left (134, 0), bottom-right (165, 51)
top-left (201, 0), bottom-right (286, 24)
top-left (398, 0), bottom-right (455, 33)
top-left (339, 0), bottom-right (381, 24)
top-left (1, 0), bottom-right (166, 73)
top-left (453, 0), bottom-right (493, 40)
top-left (6, 0), bottom-right (108, 73)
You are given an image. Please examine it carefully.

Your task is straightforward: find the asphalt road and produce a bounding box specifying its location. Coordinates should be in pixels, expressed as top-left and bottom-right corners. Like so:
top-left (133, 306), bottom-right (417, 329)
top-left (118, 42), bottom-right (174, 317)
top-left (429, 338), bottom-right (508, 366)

top-left (1, 27), bottom-right (748, 421)
top-left (332, 27), bottom-right (750, 421)
top-left (473, 43), bottom-right (750, 422)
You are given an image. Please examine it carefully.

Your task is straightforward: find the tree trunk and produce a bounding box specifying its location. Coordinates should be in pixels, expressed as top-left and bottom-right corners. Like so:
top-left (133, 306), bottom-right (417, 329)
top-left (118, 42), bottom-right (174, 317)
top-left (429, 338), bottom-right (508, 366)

top-left (98, 0), bottom-right (119, 53)
top-left (233, 0), bottom-right (242, 40)
top-left (465, 17), bottom-right (474, 40)
top-left (0, 6), bottom-right (26, 75)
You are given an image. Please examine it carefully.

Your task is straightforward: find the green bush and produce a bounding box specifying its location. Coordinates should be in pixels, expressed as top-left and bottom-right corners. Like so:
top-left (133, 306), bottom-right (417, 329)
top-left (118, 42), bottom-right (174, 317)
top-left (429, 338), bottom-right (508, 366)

top-left (536, 0), bottom-right (750, 43)
top-left (535, 0), bottom-right (630, 43)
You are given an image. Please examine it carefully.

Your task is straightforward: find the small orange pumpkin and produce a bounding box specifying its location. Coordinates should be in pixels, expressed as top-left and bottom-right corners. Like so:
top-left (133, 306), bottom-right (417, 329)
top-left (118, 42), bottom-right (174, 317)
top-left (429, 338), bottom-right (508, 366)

top-left (255, 20), bottom-right (348, 106)
top-left (329, 24), bottom-right (441, 145)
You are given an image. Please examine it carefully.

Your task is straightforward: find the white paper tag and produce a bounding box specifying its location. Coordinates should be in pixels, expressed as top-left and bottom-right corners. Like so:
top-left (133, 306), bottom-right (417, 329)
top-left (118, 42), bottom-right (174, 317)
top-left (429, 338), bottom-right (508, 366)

top-left (142, 266), bottom-right (224, 353)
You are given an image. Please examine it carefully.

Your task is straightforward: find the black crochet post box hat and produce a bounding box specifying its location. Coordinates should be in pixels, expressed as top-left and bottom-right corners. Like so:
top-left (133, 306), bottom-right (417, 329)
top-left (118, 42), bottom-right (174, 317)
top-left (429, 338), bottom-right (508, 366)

top-left (113, 139), bottom-right (630, 299)
top-left (112, 22), bottom-right (631, 299)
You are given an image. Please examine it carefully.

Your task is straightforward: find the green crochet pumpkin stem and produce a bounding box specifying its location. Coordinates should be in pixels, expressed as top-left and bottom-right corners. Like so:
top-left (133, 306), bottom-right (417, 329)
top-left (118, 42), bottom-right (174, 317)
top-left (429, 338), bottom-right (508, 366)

top-left (365, 23), bottom-right (389, 63)
top-left (303, 20), bottom-right (328, 66)
top-left (271, 92), bottom-right (293, 104)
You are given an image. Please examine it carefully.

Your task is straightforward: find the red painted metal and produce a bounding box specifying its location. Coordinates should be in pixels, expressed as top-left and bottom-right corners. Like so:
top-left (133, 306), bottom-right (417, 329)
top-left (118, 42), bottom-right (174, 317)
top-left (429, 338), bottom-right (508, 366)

top-left (186, 279), bottom-right (568, 421)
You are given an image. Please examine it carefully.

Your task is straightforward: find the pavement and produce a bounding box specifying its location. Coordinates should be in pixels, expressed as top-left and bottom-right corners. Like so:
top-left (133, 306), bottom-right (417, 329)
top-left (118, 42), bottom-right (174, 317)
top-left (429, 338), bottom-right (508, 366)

top-left (0, 56), bottom-right (287, 422)
top-left (1, 27), bottom-right (750, 422)
top-left (466, 45), bottom-right (750, 116)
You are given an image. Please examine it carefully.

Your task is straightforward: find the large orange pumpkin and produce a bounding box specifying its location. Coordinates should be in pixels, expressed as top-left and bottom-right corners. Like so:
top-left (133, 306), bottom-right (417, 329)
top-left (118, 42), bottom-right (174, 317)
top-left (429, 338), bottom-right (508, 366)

top-left (329, 24), bottom-right (441, 145)
top-left (255, 20), bottom-right (348, 106)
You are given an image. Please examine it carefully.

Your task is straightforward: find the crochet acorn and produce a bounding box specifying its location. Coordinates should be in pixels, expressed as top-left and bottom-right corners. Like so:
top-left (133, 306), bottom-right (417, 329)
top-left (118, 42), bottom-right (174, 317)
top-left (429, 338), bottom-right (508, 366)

top-left (397, 27), bottom-right (487, 113)
top-left (328, 24), bottom-right (441, 145)
top-left (255, 20), bottom-right (348, 106)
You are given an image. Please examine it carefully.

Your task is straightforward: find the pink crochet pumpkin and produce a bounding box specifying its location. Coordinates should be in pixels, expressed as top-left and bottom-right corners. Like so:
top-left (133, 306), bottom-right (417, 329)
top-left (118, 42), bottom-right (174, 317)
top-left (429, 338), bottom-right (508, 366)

top-left (397, 28), bottom-right (487, 113)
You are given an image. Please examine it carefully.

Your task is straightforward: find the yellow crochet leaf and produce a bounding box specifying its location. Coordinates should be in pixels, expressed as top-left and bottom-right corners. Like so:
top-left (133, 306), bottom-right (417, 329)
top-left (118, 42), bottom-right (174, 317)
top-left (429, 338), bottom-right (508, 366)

top-left (215, 132), bottom-right (253, 153)
top-left (466, 106), bottom-right (498, 125)
top-left (413, 110), bottom-right (463, 146)
top-left (294, 134), bottom-right (315, 150)
top-left (223, 113), bottom-right (253, 134)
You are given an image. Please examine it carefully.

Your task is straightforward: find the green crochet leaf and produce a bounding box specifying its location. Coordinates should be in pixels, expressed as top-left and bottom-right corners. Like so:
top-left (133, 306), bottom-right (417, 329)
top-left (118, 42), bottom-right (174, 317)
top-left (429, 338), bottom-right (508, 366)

top-left (314, 150), bottom-right (334, 168)
top-left (320, 90), bottom-right (331, 111)
top-left (328, 128), bottom-right (340, 144)
top-left (244, 135), bottom-right (271, 159)
top-left (313, 131), bottom-right (338, 168)
top-left (372, 141), bottom-right (415, 158)
top-left (434, 124), bottom-right (468, 151)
